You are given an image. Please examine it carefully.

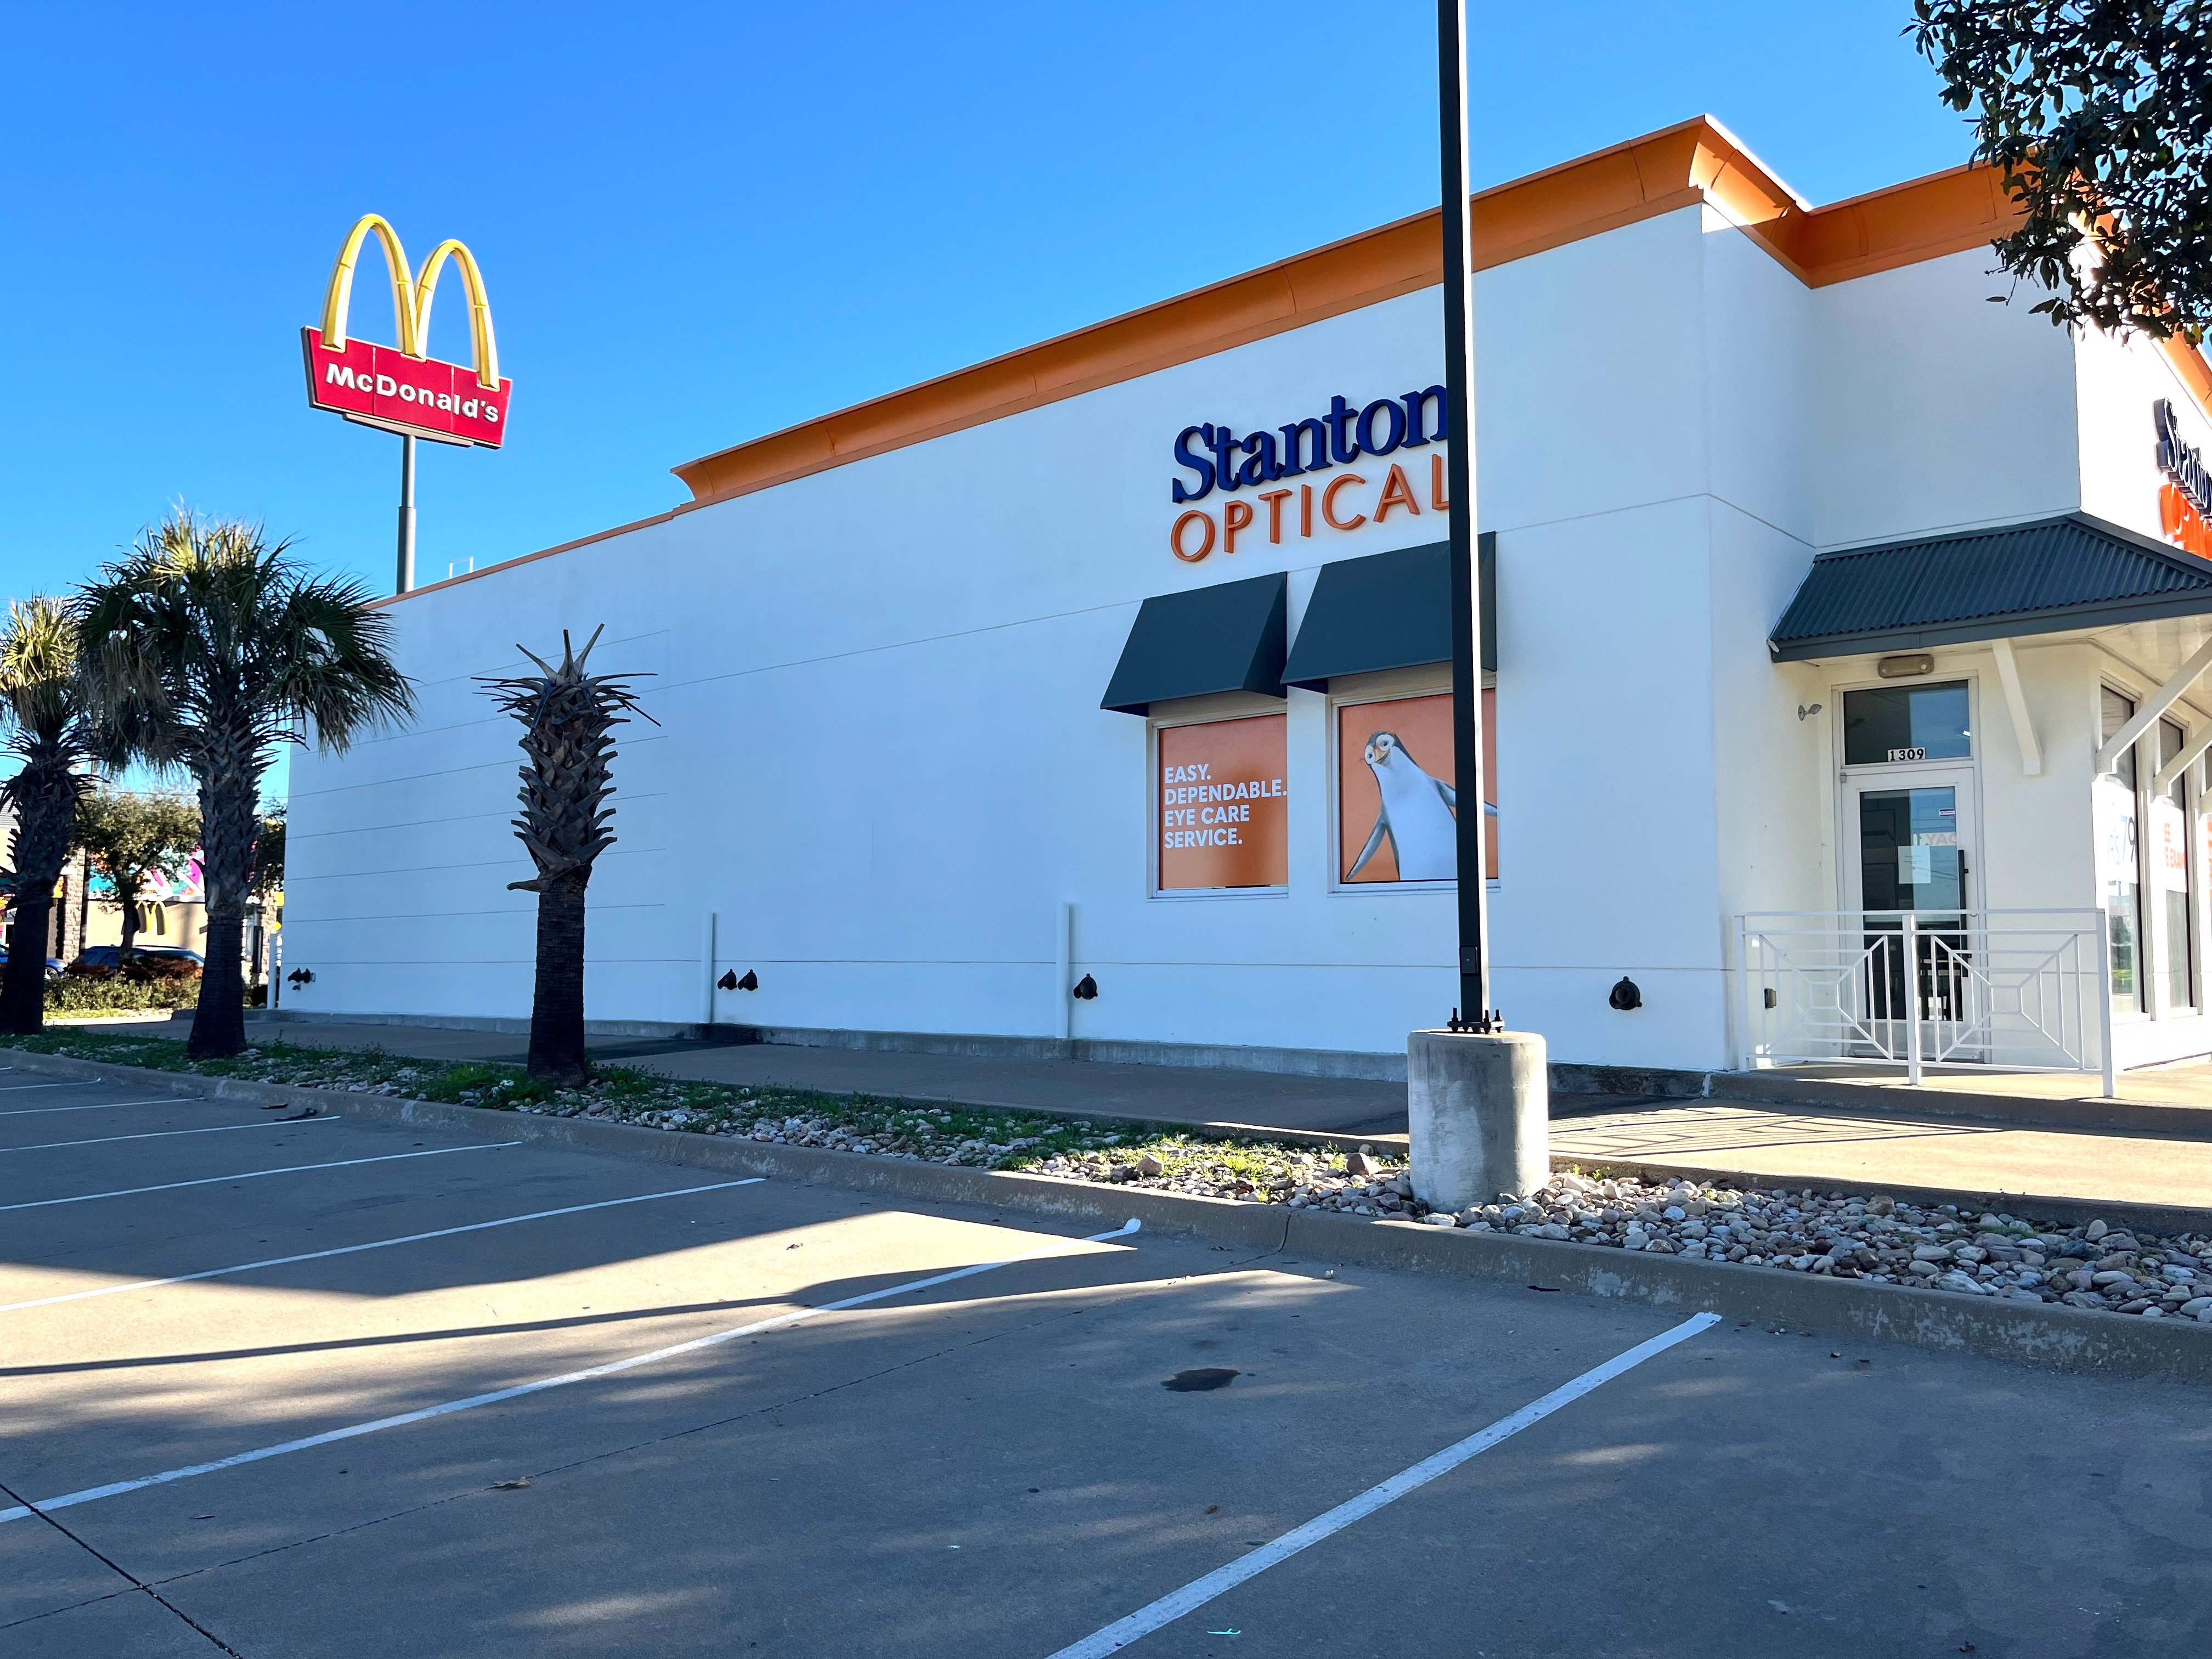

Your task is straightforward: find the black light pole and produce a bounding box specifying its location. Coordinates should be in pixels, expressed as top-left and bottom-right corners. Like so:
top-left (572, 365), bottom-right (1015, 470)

top-left (1437, 0), bottom-right (1494, 1032)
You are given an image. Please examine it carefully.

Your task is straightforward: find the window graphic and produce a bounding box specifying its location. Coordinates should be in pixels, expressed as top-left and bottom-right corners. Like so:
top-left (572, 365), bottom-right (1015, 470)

top-left (1157, 715), bottom-right (1288, 890)
top-left (1335, 691), bottom-right (1496, 883)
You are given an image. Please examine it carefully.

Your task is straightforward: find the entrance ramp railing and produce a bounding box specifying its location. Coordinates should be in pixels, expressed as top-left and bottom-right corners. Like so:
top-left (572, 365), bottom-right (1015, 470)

top-left (1735, 909), bottom-right (2114, 1092)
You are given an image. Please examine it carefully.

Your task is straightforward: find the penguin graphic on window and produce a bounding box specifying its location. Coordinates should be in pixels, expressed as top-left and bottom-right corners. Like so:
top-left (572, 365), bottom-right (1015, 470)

top-left (1347, 730), bottom-right (1489, 881)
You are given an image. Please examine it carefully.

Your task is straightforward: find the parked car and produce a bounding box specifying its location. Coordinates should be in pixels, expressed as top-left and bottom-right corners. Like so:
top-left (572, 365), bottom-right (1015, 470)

top-left (0, 952), bottom-right (66, 977)
top-left (73, 946), bottom-right (205, 973)
top-left (67, 946), bottom-right (205, 979)
top-left (136, 946), bottom-right (205, 967)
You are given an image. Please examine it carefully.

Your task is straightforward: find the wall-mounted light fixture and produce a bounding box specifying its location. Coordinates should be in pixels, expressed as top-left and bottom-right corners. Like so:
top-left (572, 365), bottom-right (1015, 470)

top-left (716, 970), bottom-right (738, 991)
top-left (1607, 975), bottom-right (1642, 1011)
top-left (735, 969), bottom-right (758, 991)
top-left (1796, 702), bottom-right (1822, 721)
top-left (286, 968), bottom-right (315, 988)
top-left (1877, 653), bottom-right (1935, 679)
top-left (1071, 974), bottom-right (1098, 1000)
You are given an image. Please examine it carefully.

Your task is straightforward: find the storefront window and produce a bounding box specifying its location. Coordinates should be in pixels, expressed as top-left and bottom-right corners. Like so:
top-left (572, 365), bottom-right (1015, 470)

top-left (1156, 714), bottom-right (1288, 891)
top-left (1842, 680), bottom-right (1971, 765)
top-left (2098, 687), bottom-right (2145, 1013)
top-left (1334, 691), bottom-right (1494, 883)
top-left (2157, 718), bottom-right (2195, 1010)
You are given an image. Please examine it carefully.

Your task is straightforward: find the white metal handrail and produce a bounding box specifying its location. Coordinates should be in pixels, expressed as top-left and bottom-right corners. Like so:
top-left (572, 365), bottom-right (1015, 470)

top-left (1736, 909), bottom-right (2115, 1092)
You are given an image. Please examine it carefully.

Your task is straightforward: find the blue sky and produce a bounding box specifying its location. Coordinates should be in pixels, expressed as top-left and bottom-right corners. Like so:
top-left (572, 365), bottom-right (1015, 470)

top-left (1, 2), bottom-right (1973, 797)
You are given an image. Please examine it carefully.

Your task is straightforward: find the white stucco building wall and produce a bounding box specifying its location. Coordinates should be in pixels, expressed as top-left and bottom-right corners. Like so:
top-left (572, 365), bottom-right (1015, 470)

top-left (285, 121), bottom-right (2212, 1079)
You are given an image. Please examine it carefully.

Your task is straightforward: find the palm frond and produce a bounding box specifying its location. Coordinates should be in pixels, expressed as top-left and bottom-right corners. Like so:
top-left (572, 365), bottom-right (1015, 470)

top-left (74, 507), bottom-right (418, 776)
top-left (479, 630), bottom-right (655, 891)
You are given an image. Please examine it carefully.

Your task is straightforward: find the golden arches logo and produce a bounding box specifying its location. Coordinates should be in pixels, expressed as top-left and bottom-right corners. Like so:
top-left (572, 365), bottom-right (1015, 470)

top-left (318, 213), bottom-right (499, 390)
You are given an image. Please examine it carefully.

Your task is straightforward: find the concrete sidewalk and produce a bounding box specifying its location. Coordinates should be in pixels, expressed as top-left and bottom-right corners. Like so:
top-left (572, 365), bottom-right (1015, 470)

top-left (83, 1014), bottom-right (2212, 1225)
top-left (139, 1016), bottom-right (1417, 1139)
top-left (1549, 1099), bottom-right (2212, 1229)
top-left (1771, 1056), bottom-right (2212, 1108)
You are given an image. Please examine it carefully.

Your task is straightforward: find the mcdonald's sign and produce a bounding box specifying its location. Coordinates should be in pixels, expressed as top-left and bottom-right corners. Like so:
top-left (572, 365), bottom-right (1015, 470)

top-left (301, 215), bottom-right (512, 447)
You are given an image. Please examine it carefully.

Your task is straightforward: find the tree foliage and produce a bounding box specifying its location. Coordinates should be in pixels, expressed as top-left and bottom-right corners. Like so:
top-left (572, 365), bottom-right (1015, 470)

top-left (478, 627), bottom-right (653, 1085)
top-left (250, 805), bottom-right (285, 900)
top-left (0, 597), bottom-right (96, 1032)
top-left (1911, 1), bottom-right (2212, 340)
top-left (73, 786), bottom-right (201, 961)
top-left (75, 510), bottom-right (414, 1057)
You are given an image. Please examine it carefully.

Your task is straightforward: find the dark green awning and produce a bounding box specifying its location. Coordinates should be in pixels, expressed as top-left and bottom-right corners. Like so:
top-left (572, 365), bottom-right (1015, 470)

top-left (1282, 535), bottom-right (1494, 691)
top-left (1771, 512), bottom-right (2212, 660)
top-left (1101, 572), bottom-right (1286, 715)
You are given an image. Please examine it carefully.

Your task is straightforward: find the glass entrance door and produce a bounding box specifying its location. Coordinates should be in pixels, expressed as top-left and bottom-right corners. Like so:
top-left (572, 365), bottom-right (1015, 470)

top-left (1846, 771), bottom-right (1978, 1057)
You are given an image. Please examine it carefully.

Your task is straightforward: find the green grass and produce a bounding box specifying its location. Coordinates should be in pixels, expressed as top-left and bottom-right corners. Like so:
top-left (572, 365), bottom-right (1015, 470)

top-left (0, 1026), bottom-right (1367, 1177)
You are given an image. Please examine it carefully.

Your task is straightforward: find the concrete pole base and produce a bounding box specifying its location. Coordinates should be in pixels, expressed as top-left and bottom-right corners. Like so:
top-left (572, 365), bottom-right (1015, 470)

top-left (1408, 1028), bottom-right (1549, 1215)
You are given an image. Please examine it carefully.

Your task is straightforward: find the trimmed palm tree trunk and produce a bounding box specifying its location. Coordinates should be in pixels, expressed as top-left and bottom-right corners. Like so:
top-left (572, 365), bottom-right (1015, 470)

top-left (1, 770), bottom-right (79, 1035)
top-left (186, 752), bottom-right (257, 1059)
top-left (1, 887), bottom-right (54, 1033)
top-left (527, 871), bottom-right (591, 1080)
top-left (481, 629), bottom-right (651, 1090)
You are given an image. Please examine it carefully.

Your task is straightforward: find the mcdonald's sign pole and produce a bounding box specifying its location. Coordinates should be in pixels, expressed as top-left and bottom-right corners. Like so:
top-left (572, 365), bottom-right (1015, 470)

top-left (398, 432), bottom-right (416, 592)
top-left (301, 215), bottom-right (512, 595)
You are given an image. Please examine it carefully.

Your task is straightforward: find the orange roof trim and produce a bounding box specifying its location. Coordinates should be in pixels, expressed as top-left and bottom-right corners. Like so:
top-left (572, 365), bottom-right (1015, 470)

top-left (667, 116), bottom-right (2021, 510)
top-left (387, 115), bottom-right (2212, 608)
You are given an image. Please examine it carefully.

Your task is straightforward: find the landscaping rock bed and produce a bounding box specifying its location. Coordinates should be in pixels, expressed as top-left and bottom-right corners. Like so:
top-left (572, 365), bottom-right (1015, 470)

top-left (7, 1026), bottom-right (2209, 1322)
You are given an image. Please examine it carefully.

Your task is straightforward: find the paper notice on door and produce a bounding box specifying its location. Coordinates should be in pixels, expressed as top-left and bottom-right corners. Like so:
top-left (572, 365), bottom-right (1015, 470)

top-left (1898, 844), bottom-right (1933, 885)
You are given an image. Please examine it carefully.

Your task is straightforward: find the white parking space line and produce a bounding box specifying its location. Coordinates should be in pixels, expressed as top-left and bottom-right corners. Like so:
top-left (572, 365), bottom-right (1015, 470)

top-left (0, 1218), bottom-right (1142, 1527)
top-left (0, 1097), bottom-right (202, 1118)
top-left (0, 1142), bottom-right (521, 1214)
top-left (0, 1080), bottom-right (101, 1093)
top-left (1044, 1310), bottom-right (1724, 1659)
top-left (1, 1117), bottom-right (339, 1155)
top-left (0, 1177), bottom-right (769, 1314)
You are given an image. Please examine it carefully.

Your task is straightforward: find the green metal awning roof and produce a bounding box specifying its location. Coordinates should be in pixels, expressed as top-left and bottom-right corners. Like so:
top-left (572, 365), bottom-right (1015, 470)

top-left (1282, 536), bottom-right (1494, 690)
top-left (1770, 512), bottom-right (2212, 661)
top-left (1101, 571), bottom-right (1286, 715)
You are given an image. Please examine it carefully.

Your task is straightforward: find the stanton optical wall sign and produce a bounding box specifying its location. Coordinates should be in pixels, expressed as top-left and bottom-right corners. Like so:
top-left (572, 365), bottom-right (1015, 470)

top-left (1166, 387), bottom-right (1451, 562)
top-left (2158, 399), bottom-right (2212, 558)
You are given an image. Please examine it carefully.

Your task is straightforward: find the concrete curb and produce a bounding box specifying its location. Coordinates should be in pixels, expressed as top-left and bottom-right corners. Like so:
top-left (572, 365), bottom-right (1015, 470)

top-left (4, 1045), bottom-right (2207, 1385)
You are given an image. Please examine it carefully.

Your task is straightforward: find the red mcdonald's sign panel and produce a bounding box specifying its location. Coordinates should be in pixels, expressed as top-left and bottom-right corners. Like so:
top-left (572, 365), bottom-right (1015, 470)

top-left (301, 214), bottom-right (512, 448)
top-left (301, 331), bottom-right (510, 447)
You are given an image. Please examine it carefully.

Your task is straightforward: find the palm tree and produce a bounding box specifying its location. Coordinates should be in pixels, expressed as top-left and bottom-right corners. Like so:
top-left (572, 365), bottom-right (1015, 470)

top-left (0, 599), bottom-right (96, 1034)
top-left (478, 628), bottom-right (652, 1086)
top-left (75, 511), bottom-right (414, 1058)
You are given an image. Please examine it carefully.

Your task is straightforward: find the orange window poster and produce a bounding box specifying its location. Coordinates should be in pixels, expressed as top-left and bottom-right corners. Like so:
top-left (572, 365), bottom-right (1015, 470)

top-left (1336, 690), bottom-right (1496, 883)
top-left (1158, 715), bottom-right (1288, 890)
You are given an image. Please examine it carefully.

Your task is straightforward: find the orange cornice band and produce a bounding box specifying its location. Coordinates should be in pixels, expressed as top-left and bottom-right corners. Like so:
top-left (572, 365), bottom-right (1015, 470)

top-left (390, 116), bottom-right (2212, 608)
top-left (669, 116), bottom-right (2037, 510)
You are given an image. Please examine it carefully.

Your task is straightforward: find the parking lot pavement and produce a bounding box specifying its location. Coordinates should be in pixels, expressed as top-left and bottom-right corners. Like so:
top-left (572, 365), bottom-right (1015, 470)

top-left (1, 1074), bottom-right (2206, 1657)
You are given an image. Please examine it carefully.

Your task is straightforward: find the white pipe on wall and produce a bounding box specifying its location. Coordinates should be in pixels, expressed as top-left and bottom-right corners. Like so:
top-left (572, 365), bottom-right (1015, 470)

top-left (1055, 901), bottom-right (1072, 1041)
top-left (701, 911), bottom-right (717, 1028)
